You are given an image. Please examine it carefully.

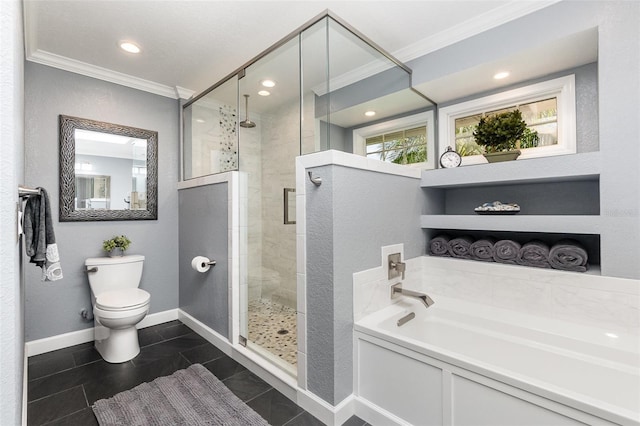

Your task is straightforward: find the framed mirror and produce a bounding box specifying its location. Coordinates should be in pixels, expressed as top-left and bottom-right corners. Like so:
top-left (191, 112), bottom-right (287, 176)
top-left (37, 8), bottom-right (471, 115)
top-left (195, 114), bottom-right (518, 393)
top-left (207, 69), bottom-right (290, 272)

top-left (59, 115), bottom-right (158, 221)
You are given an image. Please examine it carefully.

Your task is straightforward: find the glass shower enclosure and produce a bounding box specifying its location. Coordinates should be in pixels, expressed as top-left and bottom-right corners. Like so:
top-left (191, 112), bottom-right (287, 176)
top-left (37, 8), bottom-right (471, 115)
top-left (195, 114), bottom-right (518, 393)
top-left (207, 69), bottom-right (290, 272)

top-left (182, 12), bottom-right (434, 377)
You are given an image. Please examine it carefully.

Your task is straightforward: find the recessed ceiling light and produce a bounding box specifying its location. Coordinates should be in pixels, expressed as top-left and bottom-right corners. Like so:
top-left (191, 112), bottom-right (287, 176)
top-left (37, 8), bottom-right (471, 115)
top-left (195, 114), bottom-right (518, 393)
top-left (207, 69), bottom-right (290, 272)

top-left (261, 79), bottom-right (276, 88)
top-left (493, 71), bottom-right (510, 80)
top-left (364, 111), bottom-right (376, 117)
top-left (119, 41), bottom-right (141, 54)
top-left (258, 90), bottom-right (270, 96)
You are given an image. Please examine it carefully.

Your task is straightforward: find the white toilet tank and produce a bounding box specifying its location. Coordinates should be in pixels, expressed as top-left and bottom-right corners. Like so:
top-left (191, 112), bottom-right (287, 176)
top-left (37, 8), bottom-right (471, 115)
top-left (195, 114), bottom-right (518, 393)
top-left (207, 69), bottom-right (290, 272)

top-left (85, 254), bottom-right (145, 296)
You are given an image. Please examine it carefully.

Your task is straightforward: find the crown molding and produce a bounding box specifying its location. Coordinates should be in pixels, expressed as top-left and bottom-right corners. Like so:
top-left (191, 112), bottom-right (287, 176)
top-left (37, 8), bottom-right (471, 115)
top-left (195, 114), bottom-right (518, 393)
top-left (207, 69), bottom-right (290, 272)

top-left (175, 86), bottom-right (195, 100)
top-left (394, 0), bottom-right (561, 63)
top-left (26, 49), bottom-right (191, 99)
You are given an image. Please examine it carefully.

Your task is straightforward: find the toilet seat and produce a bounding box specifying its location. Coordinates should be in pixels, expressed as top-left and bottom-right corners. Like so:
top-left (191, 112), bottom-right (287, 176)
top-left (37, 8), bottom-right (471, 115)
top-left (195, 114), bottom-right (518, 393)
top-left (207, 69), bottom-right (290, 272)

top-left (96, 288), bottom-right (150, 312)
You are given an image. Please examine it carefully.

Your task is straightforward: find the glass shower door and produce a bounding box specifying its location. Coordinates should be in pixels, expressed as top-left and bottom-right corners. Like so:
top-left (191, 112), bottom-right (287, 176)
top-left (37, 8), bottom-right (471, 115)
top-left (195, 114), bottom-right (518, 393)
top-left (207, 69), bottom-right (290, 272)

top-left (238, 37), bottom-right (300, 375)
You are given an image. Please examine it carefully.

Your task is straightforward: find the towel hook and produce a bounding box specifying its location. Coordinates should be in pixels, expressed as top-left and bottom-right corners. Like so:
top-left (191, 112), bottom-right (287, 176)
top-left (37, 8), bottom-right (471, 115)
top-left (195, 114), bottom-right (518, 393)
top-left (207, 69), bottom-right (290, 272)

top-left (308, 171), bottom-right (322, 187)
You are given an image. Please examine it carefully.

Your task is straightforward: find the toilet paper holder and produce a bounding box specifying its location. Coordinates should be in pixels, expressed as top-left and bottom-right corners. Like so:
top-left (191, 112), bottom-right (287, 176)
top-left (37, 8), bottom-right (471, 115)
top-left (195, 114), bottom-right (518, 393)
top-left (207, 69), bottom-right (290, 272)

top-left (204, 259), bottom-right (216, 266)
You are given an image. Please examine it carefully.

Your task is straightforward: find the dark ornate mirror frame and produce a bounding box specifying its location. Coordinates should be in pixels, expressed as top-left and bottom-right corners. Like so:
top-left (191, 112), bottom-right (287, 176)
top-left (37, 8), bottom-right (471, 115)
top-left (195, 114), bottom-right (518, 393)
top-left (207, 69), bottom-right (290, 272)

top-left (59, 115), bottom-right (158, 221)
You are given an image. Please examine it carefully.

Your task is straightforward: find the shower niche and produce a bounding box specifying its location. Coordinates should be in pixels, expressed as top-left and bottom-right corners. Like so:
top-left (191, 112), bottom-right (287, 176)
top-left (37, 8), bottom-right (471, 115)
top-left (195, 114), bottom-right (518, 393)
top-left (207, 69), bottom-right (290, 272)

top-left (182, 12), bottom-right (434, 376)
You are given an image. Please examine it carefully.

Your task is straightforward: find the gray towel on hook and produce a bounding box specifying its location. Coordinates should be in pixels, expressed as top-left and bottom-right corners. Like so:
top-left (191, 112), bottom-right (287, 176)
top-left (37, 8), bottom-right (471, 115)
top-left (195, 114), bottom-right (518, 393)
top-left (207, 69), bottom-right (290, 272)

top-left (24, 188), bottom-right (63, 281)
top-left (548, 240), bottom-right (588, 272)
top-left (517, 240), bottom-right (551, 268)
top-left (429, 235), bottom-right (451, 257)
top-left (470, 237), bottom-right (496, 262)
top-left (493, 239), bottom-right (521, 264)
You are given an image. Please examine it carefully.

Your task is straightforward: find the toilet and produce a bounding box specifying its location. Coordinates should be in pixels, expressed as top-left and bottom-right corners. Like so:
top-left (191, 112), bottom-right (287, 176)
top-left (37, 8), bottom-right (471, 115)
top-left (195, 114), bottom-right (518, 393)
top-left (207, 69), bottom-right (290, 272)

top-left (85, 254), bottom-right (150, 363)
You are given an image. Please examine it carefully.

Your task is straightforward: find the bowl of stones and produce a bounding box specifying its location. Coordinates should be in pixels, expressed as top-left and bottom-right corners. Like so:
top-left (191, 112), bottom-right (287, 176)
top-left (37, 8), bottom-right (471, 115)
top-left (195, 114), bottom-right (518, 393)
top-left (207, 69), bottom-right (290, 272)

top-left (474, 201), bottom-right (520, 215)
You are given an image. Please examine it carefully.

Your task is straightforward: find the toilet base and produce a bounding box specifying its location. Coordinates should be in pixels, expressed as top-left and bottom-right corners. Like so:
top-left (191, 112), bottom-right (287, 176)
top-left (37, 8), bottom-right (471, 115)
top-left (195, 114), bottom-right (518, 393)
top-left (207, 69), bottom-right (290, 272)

top-left (95, 325), bottom-right (141, 363)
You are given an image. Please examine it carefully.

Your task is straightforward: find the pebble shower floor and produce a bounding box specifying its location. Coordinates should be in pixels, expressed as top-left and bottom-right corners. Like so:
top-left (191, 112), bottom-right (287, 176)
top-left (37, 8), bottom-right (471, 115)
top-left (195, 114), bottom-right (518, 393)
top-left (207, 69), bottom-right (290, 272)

top-left (248, 299), bottom-right (297, 366)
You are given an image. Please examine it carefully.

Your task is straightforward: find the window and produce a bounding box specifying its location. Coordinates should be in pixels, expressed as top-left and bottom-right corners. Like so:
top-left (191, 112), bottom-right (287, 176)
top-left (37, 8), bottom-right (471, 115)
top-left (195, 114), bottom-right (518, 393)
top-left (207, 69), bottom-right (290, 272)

top-left (366, 126), bottom-right (427, 165)
top-left (439, 75), bottom-right (576, 165)
top-left (353, 111), bottom-right (436, 169)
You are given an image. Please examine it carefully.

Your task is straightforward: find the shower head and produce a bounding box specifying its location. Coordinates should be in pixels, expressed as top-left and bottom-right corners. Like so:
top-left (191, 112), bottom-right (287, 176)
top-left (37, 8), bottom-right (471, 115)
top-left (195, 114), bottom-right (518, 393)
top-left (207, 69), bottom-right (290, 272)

top-left (239, 94), bottom-right (256, 128)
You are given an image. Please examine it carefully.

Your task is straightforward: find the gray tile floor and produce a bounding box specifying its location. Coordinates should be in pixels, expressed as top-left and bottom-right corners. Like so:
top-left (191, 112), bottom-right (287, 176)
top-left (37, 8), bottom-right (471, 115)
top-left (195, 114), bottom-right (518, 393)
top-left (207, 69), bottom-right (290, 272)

top-left (27, 320), bottom-right (368, 426)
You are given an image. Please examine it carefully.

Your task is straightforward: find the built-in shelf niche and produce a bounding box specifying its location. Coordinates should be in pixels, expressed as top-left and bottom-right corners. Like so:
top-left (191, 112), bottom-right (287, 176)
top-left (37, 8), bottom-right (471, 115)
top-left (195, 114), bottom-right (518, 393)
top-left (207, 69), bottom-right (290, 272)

top-left (423, 228), bottom-right (601, 273)
top-left (420, 152), bottom-right (602, 274)
top-left (423, 179), bottom-right (599, 216)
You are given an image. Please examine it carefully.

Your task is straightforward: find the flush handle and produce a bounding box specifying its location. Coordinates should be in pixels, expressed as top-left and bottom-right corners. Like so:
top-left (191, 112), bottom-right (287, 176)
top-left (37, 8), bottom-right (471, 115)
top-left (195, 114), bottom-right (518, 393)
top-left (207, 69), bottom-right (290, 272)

top-left (86, 266), bottom-right (98, 273)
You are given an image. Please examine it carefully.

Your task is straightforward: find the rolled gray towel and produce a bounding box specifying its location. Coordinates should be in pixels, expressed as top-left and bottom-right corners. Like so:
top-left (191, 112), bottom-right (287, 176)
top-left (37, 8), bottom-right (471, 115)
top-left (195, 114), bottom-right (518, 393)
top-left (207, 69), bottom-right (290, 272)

top-left (469, 237), bottom-right (496, 262)
top-left (448, 236), bottom-right (474, 259)
top-left (549, 240), bottom-right (588, 272)
top-left (493, 239), bottom-right (521, 264)
top-left (429, 235), bottom-right (451, 257)
top-left (517, 240), bottom-right (551, 268)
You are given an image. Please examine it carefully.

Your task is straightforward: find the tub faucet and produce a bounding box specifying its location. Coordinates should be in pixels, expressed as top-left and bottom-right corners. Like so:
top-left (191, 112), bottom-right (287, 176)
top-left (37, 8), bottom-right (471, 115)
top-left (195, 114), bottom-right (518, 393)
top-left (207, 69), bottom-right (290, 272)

top-left (391, 283), bottom-right (434, 308)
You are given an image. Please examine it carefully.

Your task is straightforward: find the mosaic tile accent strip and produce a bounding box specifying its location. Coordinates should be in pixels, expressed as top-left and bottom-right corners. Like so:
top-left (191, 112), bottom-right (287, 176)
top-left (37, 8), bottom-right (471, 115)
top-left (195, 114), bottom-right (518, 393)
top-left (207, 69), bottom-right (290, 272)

top-left (248, 299), bottom-right (297, 366)
top-left (219, 105), bottom-right (237, 172)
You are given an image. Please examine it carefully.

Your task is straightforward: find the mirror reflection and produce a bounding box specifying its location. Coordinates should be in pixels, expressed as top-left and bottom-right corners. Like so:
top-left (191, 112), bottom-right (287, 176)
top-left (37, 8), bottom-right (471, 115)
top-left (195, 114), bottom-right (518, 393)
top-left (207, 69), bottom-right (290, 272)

top-left (59, 115), bottom-right (158, 221)
top-left (74, 129), bottom-right (147, 210)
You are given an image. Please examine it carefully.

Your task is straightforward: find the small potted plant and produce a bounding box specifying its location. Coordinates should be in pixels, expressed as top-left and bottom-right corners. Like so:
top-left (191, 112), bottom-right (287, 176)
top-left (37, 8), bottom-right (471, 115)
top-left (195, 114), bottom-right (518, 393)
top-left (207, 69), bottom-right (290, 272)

top-left (473, 109), bottom-right (528, 163)
top-left (103, 235), bottom-right (131, 257)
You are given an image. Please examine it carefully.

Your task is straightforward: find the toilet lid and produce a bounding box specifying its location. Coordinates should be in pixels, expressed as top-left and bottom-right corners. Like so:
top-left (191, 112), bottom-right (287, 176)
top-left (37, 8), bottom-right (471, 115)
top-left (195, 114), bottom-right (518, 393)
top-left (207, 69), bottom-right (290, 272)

top-left (96, 288), bottom-right (150, 311)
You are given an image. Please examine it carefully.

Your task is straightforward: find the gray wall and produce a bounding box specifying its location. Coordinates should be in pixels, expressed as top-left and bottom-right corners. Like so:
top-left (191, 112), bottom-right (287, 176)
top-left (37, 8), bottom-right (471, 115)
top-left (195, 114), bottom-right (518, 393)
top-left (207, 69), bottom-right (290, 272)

top-left (178, 184), bottom-right (229, 337)
top-left (306, 165), bottom-right (425, 404)
top-left (0, 0), bottom-right (25, 423)
top-left (24, 62), bottom-right (180, 340)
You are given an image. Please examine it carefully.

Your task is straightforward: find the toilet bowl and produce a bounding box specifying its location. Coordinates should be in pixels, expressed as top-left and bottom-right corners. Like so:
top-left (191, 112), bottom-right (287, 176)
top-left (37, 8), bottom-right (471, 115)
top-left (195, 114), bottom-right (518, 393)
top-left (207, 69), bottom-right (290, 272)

top-left (85, 255), bottom-right (150, 363)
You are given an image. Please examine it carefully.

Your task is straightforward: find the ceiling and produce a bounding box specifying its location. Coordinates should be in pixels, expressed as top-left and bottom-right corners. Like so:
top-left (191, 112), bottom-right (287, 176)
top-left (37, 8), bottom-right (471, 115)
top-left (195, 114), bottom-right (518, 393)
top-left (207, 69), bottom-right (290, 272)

top-left (24, 1), bottom-right (563, 100)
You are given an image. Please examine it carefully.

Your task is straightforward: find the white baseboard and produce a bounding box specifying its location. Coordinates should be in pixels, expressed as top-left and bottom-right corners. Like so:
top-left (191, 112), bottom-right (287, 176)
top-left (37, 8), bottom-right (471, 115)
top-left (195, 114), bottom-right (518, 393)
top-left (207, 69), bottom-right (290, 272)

top-left (25, 309), bottom-right (179, 357)
top-left (177, 310), bottom-right (232, 357)
top-left (296, 390), bottom-right (356, 426)
top-left (22, 350), bottom-right (28, 426)
top-left (353, 397), bottom-right (408, 426)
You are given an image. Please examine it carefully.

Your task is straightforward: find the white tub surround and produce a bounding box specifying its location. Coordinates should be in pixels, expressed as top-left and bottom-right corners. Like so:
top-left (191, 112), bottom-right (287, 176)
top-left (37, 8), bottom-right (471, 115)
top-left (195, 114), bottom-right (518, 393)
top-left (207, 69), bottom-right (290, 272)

top-left (352, 256), bottom-right (640, 425)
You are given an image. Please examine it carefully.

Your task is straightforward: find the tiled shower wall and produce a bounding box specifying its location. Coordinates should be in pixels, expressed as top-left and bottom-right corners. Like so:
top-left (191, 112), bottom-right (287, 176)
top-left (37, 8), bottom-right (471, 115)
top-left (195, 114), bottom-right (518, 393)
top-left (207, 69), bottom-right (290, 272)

top-left (259, 101), bottom-right (299, 308)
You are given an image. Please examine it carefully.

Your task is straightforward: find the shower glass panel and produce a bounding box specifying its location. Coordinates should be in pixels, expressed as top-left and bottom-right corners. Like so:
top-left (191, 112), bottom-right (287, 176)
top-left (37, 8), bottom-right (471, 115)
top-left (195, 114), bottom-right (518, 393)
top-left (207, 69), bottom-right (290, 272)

top-left (181, 11), bottom-right (436, 379)
top-left (238, 37), bottom-right (300, 375)
top-left (183, 77), bottom-right (238, 180)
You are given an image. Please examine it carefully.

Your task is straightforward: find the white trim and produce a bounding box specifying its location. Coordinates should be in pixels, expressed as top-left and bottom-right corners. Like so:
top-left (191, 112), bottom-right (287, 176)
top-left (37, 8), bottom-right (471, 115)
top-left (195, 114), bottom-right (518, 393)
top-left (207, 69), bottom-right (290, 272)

top-left (175, 86), bottom-right (195, 100)
top-left (25, 309), bottom-right (179, 357)
top-left (298, 149), bottom-right (421, 180)
top-left (228, 172), bottom-right (240, 345)
top-left (353, 397), bottom-right (410, 426)
top-left (438, 75), bottom-right (577, 166)
top-left (22, 352), bottom-right (28, 426)
top-left (352, 111), bottom-right (436, 170)
top-left (394, 1), bottom-right (561, 63)
top-left (26, 49), bottom-right (187, 99)
top-left (177, 170), bottom-right (234, 190)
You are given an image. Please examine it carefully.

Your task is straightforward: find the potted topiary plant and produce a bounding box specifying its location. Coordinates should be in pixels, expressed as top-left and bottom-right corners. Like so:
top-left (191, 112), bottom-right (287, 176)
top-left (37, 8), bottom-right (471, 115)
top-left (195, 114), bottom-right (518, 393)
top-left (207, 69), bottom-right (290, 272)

top-left (103, 235), bottom-right (131, 257)
top-left (473, 109), bottom-right (528, 163)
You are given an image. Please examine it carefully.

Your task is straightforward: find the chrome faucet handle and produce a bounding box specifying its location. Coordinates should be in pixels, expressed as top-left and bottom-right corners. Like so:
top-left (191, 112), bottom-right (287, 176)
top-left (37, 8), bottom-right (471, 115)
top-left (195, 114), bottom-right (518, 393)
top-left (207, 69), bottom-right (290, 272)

top-left (388, 253), bottom-right (406, 280)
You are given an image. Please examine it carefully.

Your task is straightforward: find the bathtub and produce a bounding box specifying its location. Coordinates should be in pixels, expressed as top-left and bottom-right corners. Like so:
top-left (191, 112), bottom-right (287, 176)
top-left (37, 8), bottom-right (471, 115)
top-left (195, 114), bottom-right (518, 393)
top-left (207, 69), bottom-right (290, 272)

top-left (354, 296), bottom-right (640, 426)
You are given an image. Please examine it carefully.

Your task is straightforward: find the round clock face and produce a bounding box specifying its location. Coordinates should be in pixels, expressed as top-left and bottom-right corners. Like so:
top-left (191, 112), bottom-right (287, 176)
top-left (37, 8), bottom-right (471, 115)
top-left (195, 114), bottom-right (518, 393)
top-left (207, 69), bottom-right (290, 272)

top-left (440, 147), bottom-right (462, 168)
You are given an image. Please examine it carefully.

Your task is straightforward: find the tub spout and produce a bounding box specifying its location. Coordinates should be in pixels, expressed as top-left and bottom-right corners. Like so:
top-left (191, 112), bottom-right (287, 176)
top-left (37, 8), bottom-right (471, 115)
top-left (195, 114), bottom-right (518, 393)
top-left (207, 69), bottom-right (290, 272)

top-left (391, 283), bottom-right (434, 308)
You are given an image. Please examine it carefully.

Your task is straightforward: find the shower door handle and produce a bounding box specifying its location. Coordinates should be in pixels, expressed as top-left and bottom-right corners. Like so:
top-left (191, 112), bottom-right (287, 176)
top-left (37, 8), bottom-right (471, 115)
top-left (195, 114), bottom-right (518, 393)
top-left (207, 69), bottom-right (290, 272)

top-left (283, 188), bottom-right (296, 225)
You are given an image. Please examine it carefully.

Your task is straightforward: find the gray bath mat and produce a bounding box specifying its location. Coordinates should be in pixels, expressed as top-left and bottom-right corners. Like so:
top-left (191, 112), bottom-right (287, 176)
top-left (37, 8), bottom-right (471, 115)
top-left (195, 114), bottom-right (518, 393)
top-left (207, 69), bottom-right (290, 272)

top-left (92, 363), bottom-right (268, 425)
